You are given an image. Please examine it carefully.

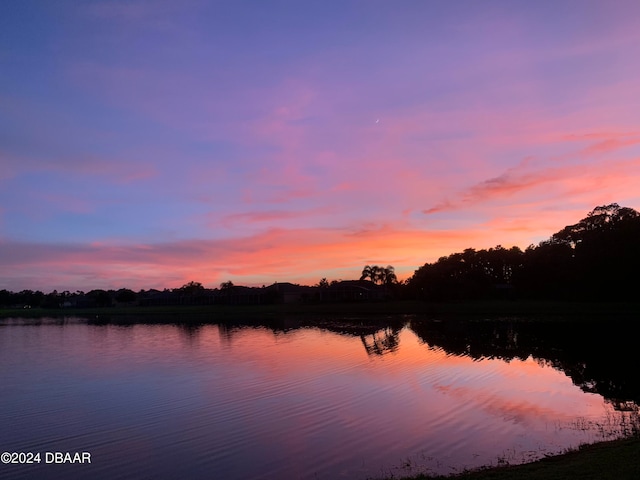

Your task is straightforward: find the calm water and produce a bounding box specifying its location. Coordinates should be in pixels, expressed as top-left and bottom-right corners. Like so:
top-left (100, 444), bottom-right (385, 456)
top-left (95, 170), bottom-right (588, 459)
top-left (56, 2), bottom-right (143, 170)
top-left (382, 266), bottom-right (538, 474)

top-left (0, 316), bottom-right (635, 479)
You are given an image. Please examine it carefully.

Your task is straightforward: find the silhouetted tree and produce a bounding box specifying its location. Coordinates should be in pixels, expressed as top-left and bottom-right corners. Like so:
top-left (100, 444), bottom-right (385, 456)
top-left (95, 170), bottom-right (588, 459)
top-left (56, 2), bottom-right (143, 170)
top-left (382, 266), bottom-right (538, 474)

top-left (516, 241), bottom-right (575, 299)
top-left (380, 265), bottom-right (397, 285)
top-left (86, 289), bottom-right (112, 308)
top-left (316, 278), bottom-right (329, 302)
top-left (360, 265), bottom-right (378, 283)
top-left (0, 289), bottom-right (11, 307)
top-left (408, 203), bottom-right (640, 301)
top-left (360, 265), bottom-right (397, 285)
top-left (178, 281), bottom-right (205, 295)
top-left (115, 288), bottom-right (137, 303)
top-left (551, 203), bottom-right (640, 247)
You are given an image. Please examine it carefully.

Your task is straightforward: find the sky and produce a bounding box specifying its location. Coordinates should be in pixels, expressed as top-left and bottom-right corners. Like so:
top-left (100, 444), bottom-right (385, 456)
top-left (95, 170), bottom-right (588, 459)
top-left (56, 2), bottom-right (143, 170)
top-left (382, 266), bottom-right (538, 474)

top-left (2, 0), bottom-right (640, 292)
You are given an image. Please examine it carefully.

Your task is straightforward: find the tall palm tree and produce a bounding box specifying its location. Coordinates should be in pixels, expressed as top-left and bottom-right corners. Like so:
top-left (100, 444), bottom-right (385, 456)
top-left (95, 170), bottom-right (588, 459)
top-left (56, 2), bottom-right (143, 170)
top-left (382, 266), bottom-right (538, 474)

top-left (381, 265), bottom-right (397, 285)
top-left (360, 265), bottom-right (376, 282)
top-left (361, 265), bottom-right (396, 285)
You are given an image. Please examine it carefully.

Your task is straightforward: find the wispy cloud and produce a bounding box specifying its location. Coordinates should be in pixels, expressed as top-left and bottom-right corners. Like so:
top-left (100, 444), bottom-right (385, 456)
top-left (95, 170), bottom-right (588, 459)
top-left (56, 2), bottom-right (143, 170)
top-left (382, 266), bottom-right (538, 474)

top-left (0, 221), bottom-right (516, 291)
top-left (579, 137), bottom-right (640, 156)
top-left (424, 127), bottom-right (640, 216)
top-left (3, 1), bottom-right (640, 290)
top-left (219, 207), bottom-right (334, 228)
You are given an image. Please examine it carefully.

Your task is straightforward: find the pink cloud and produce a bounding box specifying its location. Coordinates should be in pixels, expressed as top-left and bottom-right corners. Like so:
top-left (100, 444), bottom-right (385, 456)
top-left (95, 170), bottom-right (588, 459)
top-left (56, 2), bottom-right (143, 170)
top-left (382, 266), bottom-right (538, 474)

top-left (219, 207), bottom-right (335, 228)
top-left (561, 131), bottom-right (638, 142)
top-left (424, 146), bottom-right (640, 216)
top-left (1, 219), bottom-right (525, 291)
top-left (579, 137), bottom-right (640, 156)
top-left (423, 164), bottom-right (565, 215)
top-left (61, 38), bottom-right (640, 223)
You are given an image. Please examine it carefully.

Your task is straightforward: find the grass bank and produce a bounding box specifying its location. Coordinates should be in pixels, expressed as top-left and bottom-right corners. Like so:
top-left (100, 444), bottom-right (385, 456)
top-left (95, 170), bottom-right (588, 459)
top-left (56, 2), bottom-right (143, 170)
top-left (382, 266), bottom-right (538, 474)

top-left (389, 435), bottom-right (640, 480)
top-left (1, 299), bottom-right (639, 320)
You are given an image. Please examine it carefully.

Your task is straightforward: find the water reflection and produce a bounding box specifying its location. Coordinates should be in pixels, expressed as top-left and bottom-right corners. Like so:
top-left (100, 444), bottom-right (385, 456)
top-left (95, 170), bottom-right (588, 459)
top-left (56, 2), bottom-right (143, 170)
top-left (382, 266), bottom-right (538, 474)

top-left (408, 317), bottom-right (640, 409)
top-left (86, 313), bottom-right (640, 406)
top-left (360, 326), bottom-right (401, 356)
top-left (0, 315), bottom-right (637, 480)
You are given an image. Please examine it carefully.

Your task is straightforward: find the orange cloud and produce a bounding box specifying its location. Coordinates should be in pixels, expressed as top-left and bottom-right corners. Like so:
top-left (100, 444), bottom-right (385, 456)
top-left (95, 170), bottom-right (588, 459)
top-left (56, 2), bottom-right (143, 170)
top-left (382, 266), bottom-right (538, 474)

top-left (0, 220), bottom-right (524, 291)
top-left (424, 156), bottom-right (640, 216)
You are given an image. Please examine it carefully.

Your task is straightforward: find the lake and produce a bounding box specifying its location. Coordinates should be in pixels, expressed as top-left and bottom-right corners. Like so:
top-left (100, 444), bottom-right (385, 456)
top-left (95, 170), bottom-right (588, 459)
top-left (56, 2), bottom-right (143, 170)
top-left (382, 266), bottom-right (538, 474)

top-left (1, 315), bottom-right (637, 479)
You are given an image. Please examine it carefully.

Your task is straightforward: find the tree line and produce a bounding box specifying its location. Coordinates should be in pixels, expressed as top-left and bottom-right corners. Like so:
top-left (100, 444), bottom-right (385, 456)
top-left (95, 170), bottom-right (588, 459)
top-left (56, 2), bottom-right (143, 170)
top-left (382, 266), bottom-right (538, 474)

top-left (1, 203), bottom-right (638, 308)
top-left (405, 203), bottom-right (640, 301)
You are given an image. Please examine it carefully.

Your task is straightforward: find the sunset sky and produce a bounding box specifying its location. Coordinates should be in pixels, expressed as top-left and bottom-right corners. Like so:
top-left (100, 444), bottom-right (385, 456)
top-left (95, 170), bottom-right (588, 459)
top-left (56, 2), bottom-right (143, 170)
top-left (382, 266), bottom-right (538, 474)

top-left (2, 1), bottom-right (640, 292)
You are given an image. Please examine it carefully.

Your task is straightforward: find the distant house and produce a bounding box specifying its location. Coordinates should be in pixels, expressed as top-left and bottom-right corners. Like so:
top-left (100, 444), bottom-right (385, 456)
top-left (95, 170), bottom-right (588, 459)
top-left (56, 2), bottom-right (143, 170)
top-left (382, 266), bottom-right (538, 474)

top-left (139, 289), bottom-right (216, 306)
top-left (325, 280), bottom-right (385, 302)
top-left (138, 289), bottom-right (174, 306)
top-left (216, 286), bottom-right (263, 305)
top-left (263, 282), bottom-right (314, 304)
top-left (61, 295), bottom-right (97, 308)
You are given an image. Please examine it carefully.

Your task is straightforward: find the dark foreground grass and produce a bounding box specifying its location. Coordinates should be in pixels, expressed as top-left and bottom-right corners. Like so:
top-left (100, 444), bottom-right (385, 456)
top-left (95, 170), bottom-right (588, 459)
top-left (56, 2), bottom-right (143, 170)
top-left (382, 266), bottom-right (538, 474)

top-left (390, 436), bottom-right (640, 480)
top-left (2, 299), bottom-right (639, 320)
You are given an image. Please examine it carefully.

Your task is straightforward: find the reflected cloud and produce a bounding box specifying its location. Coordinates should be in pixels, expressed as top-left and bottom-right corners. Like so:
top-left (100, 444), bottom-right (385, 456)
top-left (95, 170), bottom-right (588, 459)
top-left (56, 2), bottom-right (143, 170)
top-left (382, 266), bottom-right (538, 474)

top-left (433, 383), bottom-right (565, 426)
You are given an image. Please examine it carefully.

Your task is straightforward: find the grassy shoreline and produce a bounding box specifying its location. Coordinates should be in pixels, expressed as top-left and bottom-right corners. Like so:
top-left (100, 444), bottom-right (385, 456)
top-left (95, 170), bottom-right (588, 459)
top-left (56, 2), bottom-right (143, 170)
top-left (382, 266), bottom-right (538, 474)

top-left (1, 299), bottom-right (639, 320)
top-left (388, 435), bottom-right (640, 480)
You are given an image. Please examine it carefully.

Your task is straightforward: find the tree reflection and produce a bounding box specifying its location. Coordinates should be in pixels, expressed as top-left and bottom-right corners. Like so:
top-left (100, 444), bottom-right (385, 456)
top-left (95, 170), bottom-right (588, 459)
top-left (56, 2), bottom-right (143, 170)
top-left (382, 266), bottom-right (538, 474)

top-left (360, 326), bottom-right (401, 356)
top-left (68, 313), bottom-right (640, 412)
top-left (211, 316), bottom-right (407, 348)
top-left (178, 323), bottom-right (201, 345)
top-left (410, 317), bottom-right (640, 409)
